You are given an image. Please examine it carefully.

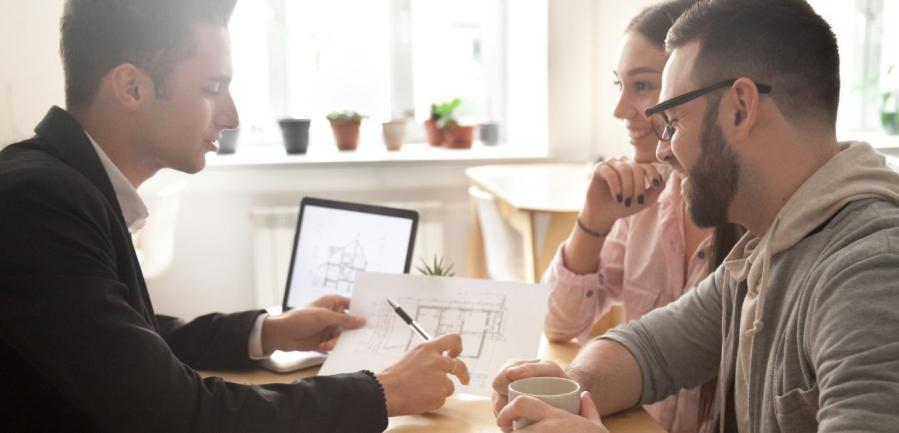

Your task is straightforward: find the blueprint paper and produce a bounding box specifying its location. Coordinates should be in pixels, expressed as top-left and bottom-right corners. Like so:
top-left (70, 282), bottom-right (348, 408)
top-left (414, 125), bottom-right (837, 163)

top-left (318, 272), bottom-right (548, 397)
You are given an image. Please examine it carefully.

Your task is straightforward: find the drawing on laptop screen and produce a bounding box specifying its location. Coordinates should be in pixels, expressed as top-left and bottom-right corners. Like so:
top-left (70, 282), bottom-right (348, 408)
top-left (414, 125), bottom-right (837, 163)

top-left (285, 205), bottom-right (414, 308)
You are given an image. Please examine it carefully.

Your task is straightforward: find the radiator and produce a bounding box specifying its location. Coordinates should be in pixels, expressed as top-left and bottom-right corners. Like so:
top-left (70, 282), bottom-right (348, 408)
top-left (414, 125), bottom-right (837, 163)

top-left (249, 201), bottom-right (446, 309)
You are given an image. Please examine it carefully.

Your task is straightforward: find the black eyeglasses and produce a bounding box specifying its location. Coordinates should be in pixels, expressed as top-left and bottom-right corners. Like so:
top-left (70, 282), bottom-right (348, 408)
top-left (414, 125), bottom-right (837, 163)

top-left (643, 79), bottom-right (772, 142)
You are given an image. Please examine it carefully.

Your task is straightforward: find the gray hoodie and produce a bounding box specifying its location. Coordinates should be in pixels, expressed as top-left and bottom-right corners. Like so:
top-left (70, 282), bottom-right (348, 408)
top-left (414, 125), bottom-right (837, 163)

top-left (603, 142), bottom-right (899, 433)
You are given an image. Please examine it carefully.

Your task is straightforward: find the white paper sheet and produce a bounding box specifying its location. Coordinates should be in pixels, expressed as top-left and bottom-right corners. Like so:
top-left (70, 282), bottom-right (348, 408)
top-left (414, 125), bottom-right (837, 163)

top-left (318, 272), bottom-right (548, 397)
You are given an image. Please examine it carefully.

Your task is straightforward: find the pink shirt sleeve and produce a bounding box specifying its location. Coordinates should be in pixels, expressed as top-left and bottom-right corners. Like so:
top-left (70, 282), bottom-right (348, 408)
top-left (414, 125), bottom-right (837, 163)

top-left (543, 217), bottom-right (629, 342)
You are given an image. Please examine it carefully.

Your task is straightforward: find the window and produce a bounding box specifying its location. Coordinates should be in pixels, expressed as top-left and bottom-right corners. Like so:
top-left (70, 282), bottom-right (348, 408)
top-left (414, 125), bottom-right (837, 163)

top-left (809, 0), bottom-right (899, 136)
top-left (227, 0), bottom-right (546, 150)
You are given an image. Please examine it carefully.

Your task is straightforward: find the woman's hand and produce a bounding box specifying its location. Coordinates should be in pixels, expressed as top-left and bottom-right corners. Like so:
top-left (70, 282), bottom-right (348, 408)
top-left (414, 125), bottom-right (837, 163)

top-left (579, 157), bottom-right (666, 234)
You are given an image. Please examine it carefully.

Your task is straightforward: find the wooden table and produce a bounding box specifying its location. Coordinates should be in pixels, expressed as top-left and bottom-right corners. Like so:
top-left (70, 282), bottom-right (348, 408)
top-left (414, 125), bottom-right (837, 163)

top-left (203, 337), bottom-right (664, 433)
top-left (465, 163), bottom-right (588, 284)
top-left (465, 163), bottom-right (623, 335)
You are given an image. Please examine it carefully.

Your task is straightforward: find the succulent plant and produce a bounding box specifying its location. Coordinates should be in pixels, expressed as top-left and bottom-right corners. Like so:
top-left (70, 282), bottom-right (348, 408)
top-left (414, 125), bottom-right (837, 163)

top-left (326, 110), bottom-right (366, 124)
top-left (416, 255), bottom-right (455, 277)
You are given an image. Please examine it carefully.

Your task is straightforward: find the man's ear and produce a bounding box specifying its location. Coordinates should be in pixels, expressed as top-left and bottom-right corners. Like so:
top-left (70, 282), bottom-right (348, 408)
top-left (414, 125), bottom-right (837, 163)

top-left (108, 64), bottom-right (153, 110)
top-left (728, 77), bottom-right (761, 141)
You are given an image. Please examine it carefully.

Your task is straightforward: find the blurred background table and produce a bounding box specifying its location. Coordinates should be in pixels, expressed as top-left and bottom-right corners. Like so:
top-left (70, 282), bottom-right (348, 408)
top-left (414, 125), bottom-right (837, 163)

top-left (465, 163), bottom-right (623, 336)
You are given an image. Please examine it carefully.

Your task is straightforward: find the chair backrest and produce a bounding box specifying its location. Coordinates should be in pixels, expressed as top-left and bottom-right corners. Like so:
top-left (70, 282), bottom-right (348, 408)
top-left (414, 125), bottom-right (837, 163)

top-left (468, 186), bottom-right (525, 281)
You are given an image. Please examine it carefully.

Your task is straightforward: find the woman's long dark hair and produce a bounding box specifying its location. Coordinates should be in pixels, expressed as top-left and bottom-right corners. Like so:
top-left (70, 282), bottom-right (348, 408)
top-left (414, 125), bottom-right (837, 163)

top-left (627, 0), bottom-right (744, 425)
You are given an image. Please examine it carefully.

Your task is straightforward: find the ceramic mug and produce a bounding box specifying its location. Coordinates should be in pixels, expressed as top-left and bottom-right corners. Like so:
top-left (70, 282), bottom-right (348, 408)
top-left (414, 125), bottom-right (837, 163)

top-left (508, 377), bottom-right (581, 429)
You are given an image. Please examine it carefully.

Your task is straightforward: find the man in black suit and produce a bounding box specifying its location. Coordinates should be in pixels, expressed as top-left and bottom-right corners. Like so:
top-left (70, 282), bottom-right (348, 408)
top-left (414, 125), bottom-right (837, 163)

top-left (0, 0), bottom-right (469, 432)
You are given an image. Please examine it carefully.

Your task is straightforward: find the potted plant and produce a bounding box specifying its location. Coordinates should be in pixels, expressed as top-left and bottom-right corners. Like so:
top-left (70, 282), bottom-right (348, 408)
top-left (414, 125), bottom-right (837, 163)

top-left (424, 104), bottom-right (445, 147)
top-left (382, 119), bottom-right (406, 151)
top-left (217, 128), bottom-right (240, 154)
top-left (429, 98), bottom-right (473, 149)
top-left (416, 255), bottom-right (455, 277)
top-left (479, 122), bottom-right (500, 146)
top-left (882, 65), bottom-right (898, 135)
top-left (441, 119), bottom-right (475, 149)
top-left (327, 110), bottom-right (366, 151)
top-left (425, 99), bottom-right (461, 147)
top-left (278, 118), bottom-right (312, 154)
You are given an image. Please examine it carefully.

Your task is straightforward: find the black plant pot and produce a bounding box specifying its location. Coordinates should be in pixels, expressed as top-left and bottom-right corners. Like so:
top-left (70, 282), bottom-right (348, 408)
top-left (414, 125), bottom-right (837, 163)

top-left (278, 118), bottom-right (312, 154)
top-left (217, 128), bottom-right (239, 154)
top-left (479, 122), bottom-right (500, 145)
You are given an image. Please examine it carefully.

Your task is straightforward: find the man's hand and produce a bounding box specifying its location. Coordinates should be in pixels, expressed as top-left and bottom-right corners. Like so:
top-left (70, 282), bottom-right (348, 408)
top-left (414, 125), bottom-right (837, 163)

top-left (496, 391), bottom-right (608, 433)
top-left (492, 359), bottom-right (568, 416)
top-left (261, 295), bottom-right (365, 353)
top-left (376, 333), bottom-right (471, 416)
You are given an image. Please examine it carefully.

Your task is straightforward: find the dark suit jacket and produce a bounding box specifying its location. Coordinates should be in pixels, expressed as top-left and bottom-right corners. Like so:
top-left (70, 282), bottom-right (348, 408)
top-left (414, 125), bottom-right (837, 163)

top-left (0, 107), bottom-right (387, 433)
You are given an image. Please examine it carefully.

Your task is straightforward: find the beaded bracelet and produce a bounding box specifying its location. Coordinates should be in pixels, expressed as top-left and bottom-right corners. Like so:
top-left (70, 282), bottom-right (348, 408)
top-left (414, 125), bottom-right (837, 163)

top-left (576, 218), bottom-right (609, 238)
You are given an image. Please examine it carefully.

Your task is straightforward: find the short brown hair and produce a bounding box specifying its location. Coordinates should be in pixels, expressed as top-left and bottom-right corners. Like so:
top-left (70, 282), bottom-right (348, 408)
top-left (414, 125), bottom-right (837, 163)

top-left (667, 0), bottom-right (840, 129)
top-left (61, 0), bottom-right (237, 111)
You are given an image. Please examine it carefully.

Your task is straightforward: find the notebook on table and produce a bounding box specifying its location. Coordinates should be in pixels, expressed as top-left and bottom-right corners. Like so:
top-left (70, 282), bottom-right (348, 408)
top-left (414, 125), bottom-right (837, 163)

top-left (259, 197), bottom-right (418, 372)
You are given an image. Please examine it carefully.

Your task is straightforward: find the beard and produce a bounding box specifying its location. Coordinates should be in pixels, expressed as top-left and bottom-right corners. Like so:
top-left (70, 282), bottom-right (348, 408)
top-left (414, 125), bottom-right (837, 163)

top-left (685, 97), bottom-right (740, 228)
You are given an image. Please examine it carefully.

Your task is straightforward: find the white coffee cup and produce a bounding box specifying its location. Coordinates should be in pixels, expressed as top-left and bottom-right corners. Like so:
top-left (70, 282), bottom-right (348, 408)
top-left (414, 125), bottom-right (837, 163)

top-left (507, 377), bottom-right (581, 429)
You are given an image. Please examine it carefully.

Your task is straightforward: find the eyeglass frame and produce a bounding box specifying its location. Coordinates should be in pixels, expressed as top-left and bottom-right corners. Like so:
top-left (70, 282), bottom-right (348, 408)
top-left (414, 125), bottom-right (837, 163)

top-left (643, 79), bottom-right (772, 142)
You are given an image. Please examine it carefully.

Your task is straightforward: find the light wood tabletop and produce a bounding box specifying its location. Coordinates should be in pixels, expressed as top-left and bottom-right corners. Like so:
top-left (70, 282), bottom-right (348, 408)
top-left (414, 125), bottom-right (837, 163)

top-left (202, 336), bottom-right (664, 433)
top-left (465, 163), bottom-right (589, 213)
top-left (465, 163), bottom-right (589, 284)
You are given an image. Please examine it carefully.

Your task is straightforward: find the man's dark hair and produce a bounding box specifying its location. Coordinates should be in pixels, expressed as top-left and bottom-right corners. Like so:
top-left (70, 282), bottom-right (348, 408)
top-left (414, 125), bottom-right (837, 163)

top-left (61, 0), bottom-right (237, 111)
top-left (667, 0), bottom-right (840, 129)
top-left (626, 0), bottom-right (697, 48)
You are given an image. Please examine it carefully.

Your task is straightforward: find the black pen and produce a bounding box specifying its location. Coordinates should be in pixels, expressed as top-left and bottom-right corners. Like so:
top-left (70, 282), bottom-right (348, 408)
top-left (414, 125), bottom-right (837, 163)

top-left (386, 297), bottom-right (432, 341)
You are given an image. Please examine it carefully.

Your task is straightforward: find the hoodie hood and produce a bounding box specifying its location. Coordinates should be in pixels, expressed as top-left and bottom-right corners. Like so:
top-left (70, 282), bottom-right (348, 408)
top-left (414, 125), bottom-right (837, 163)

top-left (724, 141), bottom-right (899, 332)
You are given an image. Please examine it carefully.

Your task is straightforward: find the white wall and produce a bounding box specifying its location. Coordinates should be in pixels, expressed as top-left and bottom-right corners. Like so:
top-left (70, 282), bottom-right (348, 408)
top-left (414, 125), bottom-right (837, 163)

top-left (547, 0), bottom-right (660, 162)
top-left (0, 1), bottom-right (65, 146)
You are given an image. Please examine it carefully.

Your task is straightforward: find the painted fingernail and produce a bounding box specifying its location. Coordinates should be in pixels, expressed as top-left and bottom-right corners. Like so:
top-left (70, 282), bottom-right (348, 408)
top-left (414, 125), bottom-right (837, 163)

top-left (637, 195), bottom-right (644, 205)
top-left (652, 179), bottom-right (661, 187)
top-left (624, 198), bottom-right (632, 207)
top-left (616, 194), bottom-right (623, 203)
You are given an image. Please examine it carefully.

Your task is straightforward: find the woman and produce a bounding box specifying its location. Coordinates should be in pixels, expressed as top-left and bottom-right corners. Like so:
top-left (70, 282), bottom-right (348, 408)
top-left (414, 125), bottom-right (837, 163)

top-left (542, 1), bottom-right (742, 432)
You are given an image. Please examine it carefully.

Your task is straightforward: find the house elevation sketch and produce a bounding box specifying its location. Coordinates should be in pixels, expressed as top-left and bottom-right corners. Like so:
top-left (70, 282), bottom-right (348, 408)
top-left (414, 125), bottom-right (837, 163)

top-left (321, 237), bottom-right (368, 293)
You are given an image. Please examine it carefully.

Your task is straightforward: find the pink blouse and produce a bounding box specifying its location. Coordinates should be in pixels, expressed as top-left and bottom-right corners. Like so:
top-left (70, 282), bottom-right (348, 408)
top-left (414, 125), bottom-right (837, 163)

top-left (543, 174), bottom-right (714, 433)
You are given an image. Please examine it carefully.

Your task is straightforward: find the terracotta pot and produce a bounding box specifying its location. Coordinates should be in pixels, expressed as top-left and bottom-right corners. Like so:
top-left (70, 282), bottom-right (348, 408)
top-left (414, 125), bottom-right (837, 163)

top-left (382, 120), bottom-right (406, 151)
top-left (443, 125), bottom-right (474, 149)
top-left (329, 120), bottom-right (361, 151)
top-left (424, 119), bottom-right (444, 146)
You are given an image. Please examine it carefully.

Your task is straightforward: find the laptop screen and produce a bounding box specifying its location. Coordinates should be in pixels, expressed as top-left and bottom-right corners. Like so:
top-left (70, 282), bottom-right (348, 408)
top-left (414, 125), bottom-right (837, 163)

top-left (283, 197), bottom-right (418, 309)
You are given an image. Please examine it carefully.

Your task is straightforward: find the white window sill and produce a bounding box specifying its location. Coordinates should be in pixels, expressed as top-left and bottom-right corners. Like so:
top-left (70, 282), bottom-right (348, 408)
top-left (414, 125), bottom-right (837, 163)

top-left (206, 142), bottom-right (552, 170)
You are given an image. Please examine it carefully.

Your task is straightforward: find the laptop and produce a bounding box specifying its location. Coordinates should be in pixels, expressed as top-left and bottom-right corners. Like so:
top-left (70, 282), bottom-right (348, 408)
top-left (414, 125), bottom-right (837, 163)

top-left (259, 197), bottom-right (419, 372)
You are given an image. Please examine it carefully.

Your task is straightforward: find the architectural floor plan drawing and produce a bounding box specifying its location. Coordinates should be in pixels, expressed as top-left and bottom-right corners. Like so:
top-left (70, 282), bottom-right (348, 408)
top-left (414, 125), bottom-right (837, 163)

top-left (403, 299), bottom-right (506, 358)
top-left (320, 272), bottom-right (548, 396)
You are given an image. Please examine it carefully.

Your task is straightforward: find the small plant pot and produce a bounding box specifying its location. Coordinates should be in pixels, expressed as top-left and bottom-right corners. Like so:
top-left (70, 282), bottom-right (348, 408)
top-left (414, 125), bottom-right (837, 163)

top-left (382, 120), bottom-right (406, 151)
top-left (883, 89), bottom-right (899, 135)
top-left (479, 122), bottom-right (500, 146)
top-left (424, 119), bottom-right (444, 146)
top-left (330, 120), bottom-right (361, 151)
top-left (278, 118), bottom-right (311, 154)
top-left (443, 125), bottom-right (474, 149)
top-left (217, 128), bottom-right (240, 154)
